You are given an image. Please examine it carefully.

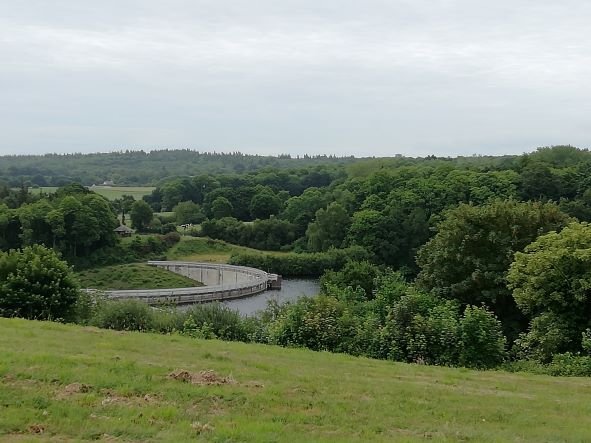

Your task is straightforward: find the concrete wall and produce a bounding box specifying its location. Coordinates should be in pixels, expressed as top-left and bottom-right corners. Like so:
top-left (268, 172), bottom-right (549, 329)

top-left (93, 261), bottom-right (276, 305)
top-left (155, 262), bottom-right (256, 286)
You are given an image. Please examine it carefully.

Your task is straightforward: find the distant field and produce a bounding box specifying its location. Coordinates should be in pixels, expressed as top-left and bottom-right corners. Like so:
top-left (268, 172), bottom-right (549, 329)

top-left (27, 186), bottom-right (155, 200)
top-left (2, 318), bottom-right (591, 442)
top-left (76, 263), bottom-right (203, 290)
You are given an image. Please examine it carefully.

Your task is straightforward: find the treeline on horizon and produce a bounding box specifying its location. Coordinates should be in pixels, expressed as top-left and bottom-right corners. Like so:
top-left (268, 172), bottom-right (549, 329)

top-left (0, 149), bottom-right (361, 187)
top-left (0, 147), bottom-right (519, 187)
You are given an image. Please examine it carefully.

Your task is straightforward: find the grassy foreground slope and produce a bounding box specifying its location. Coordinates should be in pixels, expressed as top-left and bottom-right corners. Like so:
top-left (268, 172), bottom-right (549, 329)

top-left (1, 319), bottom-right (590, 442)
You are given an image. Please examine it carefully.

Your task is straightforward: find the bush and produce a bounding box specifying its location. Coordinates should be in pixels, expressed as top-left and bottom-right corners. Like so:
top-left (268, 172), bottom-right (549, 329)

top-left (229, 246), bottom-right (373, 277)
top-left (320, 260), bottom-right (381, 301)
top-left (160, 223), bottom-right (179, 234)
top-left (202, 217), bottom-right (297, 251)
top-left (268, 296), bottom-right (357, 352)
top-left (459, 306), bottom-right (507, 369)
top-left (512, 312), bottom-right (577, 363)
top-left (506, 353), bottom-right (591, 377)
top-left (90, 299), bottom-right (155, 331)
top-left (383, 290), bottom-right (460, 364)
top-left (163, 231), bottom-right (181, 247)
top-left (183, 303), bottom-right (248, 341)
top-left (547, 353), bottom-right (591, 377)
top-left (0, 245), bottom-right (80, 321)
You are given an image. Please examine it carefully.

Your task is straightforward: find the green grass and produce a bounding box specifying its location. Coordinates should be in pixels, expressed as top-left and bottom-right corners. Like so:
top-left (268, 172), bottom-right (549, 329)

top-left (27, 186), bottom-right (155, 200)
top-left (76, 263), bottom-right (203, 290)
top-left (2, 319), bottom-right (591, 442)
top-left (166, 236), bottom-right (287, 263)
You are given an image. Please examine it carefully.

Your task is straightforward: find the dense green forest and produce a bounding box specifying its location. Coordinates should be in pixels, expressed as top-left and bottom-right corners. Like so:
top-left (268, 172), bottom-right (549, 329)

top-left (4, 145), bottom-right (591, 374)
top-left (0, 150), bottom-right (361, 186)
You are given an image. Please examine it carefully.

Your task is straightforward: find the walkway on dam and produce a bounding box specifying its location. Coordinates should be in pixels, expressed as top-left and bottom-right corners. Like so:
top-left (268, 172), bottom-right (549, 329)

top-left (92, 261), bottom-right (281, 305)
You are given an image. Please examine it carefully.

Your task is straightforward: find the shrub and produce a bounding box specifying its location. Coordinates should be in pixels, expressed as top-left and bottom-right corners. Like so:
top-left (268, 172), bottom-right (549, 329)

top-left (320, 260), bottom-right (381, 300)
top-left (163, 231), bottom-right (181, 247)
top-left (202, 217), bottom-right (297, 251)
top-left (384, 291), bottom-right (460, 365)
top-left (90, 299), bottom-right (155, 331)
top-left (0, 245), bottom-right (80, 321)
top-left (512, 312), bottom-right (577, 363)
top-left (459, 306), bottom-right (507, 369)
top-left (183, 303), bottom-right (248, 341)
top-left (229, 246), bottom-right (373, 277)
top-left (268, 296), bottom-right (357, 352)
top-left (160, 223), bottom-right (179, 234)
top-left (547, 353), bottom-right (591, 377)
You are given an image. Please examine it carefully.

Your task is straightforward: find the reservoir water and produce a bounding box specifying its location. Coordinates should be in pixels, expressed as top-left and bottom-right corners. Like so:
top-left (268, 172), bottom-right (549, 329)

top-left (223, 278), bottom-right (320, 316)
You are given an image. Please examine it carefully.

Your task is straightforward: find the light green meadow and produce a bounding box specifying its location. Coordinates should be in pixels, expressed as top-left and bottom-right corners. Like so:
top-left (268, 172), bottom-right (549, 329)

top-left (1, 318), bottom-right (591, 441)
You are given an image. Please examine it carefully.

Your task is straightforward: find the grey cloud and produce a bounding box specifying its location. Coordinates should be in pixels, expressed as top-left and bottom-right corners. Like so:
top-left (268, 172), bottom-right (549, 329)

top-left (1, 0), bottom-right (590, 156)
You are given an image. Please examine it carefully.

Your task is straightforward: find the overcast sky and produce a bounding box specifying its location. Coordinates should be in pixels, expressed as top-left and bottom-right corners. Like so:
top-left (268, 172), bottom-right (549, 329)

top-left (1, 1), bottom-right (590, 157)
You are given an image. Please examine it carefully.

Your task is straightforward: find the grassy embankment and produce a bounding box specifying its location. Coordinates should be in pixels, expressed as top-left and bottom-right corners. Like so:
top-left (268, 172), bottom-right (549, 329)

top-left (1, 318), bottom-right (591, 442)
top-left (76, 237), bottom-right (283, 290)
top-left (165, 236), bottom-right (287, 263)
top-left (76, 263), bottom-right (203, 290)
top-left (28, 186), bottom-right (155, 200)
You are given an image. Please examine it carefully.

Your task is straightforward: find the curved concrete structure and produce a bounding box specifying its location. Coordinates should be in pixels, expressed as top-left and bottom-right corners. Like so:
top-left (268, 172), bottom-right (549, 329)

top-left (96, 261), bottom-right (280, 305)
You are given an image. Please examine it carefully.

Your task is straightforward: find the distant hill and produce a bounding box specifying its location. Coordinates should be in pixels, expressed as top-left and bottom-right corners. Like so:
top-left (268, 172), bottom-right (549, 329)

top-left (0, 149), bottom-right (362, 186)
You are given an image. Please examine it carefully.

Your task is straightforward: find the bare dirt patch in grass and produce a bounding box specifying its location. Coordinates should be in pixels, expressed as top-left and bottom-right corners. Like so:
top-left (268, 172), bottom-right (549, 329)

top-left (99, 391), bottom-right (161, 407)
top-left (26, 424), bottom-right (45, 434)
top-left (60, 382), bottom-right (92, 397)
top-left (168, 369), bottom-right (237, 386)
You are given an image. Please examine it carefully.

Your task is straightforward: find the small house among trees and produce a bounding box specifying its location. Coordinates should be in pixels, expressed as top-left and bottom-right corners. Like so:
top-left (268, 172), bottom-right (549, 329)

top-left (114, 225), bottom-right (134, 237)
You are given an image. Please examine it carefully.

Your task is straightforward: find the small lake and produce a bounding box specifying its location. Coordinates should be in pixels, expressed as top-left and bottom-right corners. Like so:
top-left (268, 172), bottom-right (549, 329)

top-left (224, 278), bottom-right (320, 316)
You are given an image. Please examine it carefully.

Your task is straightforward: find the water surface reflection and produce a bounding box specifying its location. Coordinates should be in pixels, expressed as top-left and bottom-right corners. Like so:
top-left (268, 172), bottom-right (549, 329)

top-left (223, 278), bottom-right (320, 316)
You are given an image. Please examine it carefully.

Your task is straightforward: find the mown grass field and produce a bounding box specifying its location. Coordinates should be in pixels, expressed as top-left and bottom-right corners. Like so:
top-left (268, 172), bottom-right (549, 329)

top-left (76, 263), bottom-right (203, 290)
top-left (27, 186), bottom-right (155, 200)
top-left (166, 236), bottom-right (288, 263)
top-left (1, 319), bottom-right (591, 442)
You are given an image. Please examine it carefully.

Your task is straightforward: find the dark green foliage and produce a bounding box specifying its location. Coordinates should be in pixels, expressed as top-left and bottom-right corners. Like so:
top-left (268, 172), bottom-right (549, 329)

top-left (210, 197), bottom-right (233, 219)
top-left (90, 299), bottom-right (155, 331)
top-left (382, 290), bottom-right (460, 365)
top-left (0, 150), bottom-right (355, 187)
top-left (173, 201), bottom-right (205, 224)
top-left (89, 299), bottom-right (248, 340)
top-left (416, 200), bottom-right (571, 339)
top-left (201, 217), bottom-right (297, 251)
top-left (229, 246), bottom-right (373, 277)
top-left (250, 188), bottom-right (283, 219)
top-left (0, 245), bottom-right (80, 321)
top-left (320, 260), bottom-right (381, 301)
top-left (508, 222), bottom-right (591, 360)
top-left (512, 313), bottom-right (576, 362)
top-left (0, 186), bottom-right (119, 259)
top-left (281, 187), bottom-right (329, 236)
top-left (506, 352), bottom-right (591, 377)
top-left (130, 200), bottom-right (153, 231)
top-left (459, 306), bottom-right (507, 369)
top-left (72, 234), bottom-right (178, 270)
top-left (547, 353), bottom-right (591, 376)
top-left (183, 303), bottom-right (249, 341)
top-left (264, 275), bottom-right (506, 369)
top-left (306, 202), bottom-right (350, 252)
top-left (268, 296), bottom-right (356, 352)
